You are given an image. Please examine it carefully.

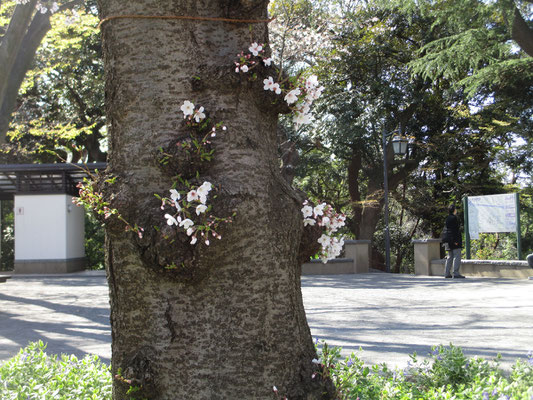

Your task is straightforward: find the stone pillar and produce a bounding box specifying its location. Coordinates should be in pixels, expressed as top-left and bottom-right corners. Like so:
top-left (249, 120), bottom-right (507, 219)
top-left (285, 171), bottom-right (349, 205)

top-left (412, 239), bottom-right (442, 276)
top-left (345, 239), bottom-right (370, 273)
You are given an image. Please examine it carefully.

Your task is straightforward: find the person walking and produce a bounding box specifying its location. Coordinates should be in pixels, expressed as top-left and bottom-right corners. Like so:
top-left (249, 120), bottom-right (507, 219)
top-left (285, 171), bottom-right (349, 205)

top-left (443, 204), bottom-right (465, 278)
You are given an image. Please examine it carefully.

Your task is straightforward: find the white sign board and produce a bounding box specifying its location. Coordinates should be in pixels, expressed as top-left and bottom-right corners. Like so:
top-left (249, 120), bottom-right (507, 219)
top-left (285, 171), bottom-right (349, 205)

top-left (467, 194), bottom-right (517, 239)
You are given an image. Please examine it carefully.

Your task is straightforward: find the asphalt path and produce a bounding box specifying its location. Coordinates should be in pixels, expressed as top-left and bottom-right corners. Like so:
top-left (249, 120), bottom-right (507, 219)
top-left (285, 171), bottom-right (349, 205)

top-left (0, 271), bottom-right (531, 371)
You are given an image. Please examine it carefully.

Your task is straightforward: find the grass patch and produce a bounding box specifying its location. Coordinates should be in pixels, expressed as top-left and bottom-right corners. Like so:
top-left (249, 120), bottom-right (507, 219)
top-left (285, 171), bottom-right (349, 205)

top-left (1, 341), bottom-right (532, 399)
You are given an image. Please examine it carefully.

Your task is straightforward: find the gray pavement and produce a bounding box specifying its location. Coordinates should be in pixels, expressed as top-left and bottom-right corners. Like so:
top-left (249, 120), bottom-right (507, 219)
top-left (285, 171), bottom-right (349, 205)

top-left (0, 271), bottom-right (532, 371)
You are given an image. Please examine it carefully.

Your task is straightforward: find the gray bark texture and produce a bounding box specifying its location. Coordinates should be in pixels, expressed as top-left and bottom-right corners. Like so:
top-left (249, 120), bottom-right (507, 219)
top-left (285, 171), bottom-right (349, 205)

top-left (98, 1), bottom-right (332, 399)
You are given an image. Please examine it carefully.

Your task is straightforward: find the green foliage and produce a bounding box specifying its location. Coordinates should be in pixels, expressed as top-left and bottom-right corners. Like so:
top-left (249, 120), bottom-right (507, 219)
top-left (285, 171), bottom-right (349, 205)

top-left (291, 0), bottom-right (532, 267)
top-left (295, 149), bottom-right (351, 217)
top-left (0, 201), bottom-right (14, 272)
top-left (317, 341), bottom-right (533, 400)
top-left (85, 212), bottom-right (105, 270)
top-left (0, 341), bottom-right (112, 400)
top-left (469, 189), bottom-right (533, 260)
top-left (469, 233), bottom-right (519, 260)
top-left (2, 341), bottom-right (532, 400)
top-left (3, 4), bottom-right (106, 163)
top-left (400, 0), bottom-right (532, 98)
top-left (519, 189), bottom-right (533, 257)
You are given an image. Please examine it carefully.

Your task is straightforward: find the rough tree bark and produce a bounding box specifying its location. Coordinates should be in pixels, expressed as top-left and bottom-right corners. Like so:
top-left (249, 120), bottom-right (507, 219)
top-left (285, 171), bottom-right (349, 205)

top-left (98, 1), bottom-right (332, 399)
top-left (512, 5), bottom-right (533, 58)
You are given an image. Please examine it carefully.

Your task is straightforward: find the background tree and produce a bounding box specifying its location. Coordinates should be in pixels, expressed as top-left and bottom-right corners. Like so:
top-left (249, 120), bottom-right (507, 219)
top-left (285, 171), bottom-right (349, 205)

top-left (97, 0), bottom-right (333, 398)
top-left (404, 0), bottom-right (533, 259)
top-left (304, 4), bottom-right (457, 266)
top-left (406, 0), bottom-right (533, 96)
top-left (287, 0), bottom-right (532, 269)
top-left (0, 0), bottom-right (87, 142)
top-left (1, 2), bottom-right (105, 163)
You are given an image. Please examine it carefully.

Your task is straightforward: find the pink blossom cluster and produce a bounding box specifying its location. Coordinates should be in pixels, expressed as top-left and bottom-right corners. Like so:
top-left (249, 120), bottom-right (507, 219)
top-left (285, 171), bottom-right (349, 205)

top-left (161, 101), bottom-right (231, 245)
top-left (15, 0), bottom-right (59, 13)
top-left (301, 200), bottom-right (346, 263)
top-left (288, 74), bottom-right (324, 127)
top-left (163, 182), bottom-right (222, 246)
top-left (262, 73), bottom-right (324, 127)
top-left (234, 42), bottom-right (272, 73)
top-left (235, 43), bottom-right (324, 128)
top-left (75, 180), bottom-right (144, 238)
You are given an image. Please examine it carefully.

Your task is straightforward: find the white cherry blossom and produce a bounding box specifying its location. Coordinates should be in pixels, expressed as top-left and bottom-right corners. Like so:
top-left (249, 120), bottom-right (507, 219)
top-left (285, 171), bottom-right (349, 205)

top-left (181, 100), bottom-right (195, 117)
top-left (196, 204), bottom-right (207, 215)
top-left (272, 83), bottom-right (282, 95)
top-left (263, 58), bottom-right (272, 66)
top-left (169, 189), bottom-right (181, 209)
top-left (295, 102), bottom-right (311, 115)
top-left (191, 236), bottom-right (198, 245)
top-left (170, 189), bottom-right (180, 201)
top-left (263, 76), bottom-right (275, 91)
top-left (193, 106), bottom-right (206, 122)
top-left (313, 203), bottom-right (326, 217)
top-left (36, 3), bottom-right (47, 13)
top-left (303, 218), bottom-right (316, 226)
top-left (284, 88), bottom-right (301, 105)
top-left (240, 65), bottom-right (249, 73)
top-left (301, 205), bottom-right (313, 218)
top-left (198, 181), bottom-right (212, 193)
top-left (305, 75), bottom-right (319, 90)
top-left (249, 42), bottom-right (262, 56)
top-left (165, 214), bottom-right (178, 226)
top-left (180, 218), bottom-right (194, 230)
top-left (187, 189), bottom-right (199, 202)
top-left (318, 234), bottom-right (331, 247)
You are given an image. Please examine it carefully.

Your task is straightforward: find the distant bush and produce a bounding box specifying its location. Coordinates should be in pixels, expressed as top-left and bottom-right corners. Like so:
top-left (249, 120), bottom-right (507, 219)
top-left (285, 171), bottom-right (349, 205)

top-left (315, 342), bottom-right (533, 400)
top-left (85, 211), bottom-right (105, 270)
top-left (0, 341), bottom-right (111, 399)
top-left (1, 201), bottom-right (14, 271)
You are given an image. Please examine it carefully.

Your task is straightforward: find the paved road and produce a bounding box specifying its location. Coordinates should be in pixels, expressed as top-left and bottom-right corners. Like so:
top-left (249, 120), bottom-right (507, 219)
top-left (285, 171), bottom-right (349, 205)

top-left (302, 274), bottom-right (533, 370)
top-left (0, 271), bottom-right (531, 371)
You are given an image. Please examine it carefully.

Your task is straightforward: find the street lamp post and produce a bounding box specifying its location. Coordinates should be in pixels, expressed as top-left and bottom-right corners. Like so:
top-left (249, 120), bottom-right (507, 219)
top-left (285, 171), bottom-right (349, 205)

top-left (382, 130), bottom-right (409, 273)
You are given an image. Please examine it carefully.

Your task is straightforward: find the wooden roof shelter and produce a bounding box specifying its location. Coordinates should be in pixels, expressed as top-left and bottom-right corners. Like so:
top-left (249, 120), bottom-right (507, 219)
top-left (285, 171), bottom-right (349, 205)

top-left (0, 163), bottom-right (107, 200)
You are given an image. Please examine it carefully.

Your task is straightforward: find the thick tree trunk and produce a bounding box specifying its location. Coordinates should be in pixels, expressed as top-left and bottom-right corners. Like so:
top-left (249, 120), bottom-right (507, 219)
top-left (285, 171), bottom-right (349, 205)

top-left (98, 1), bottom-right (331, 399)
top-left (347, 149), bottom-right (362, 237)
top-left (512, 6), bottom-right (533, 58)
top-left (0, 10), bottom-right (51, 140)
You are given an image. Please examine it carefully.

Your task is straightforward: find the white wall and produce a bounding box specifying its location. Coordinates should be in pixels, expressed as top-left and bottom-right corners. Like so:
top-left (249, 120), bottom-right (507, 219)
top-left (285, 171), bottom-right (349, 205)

top-left (14, 194), bottom-right (85, 261)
